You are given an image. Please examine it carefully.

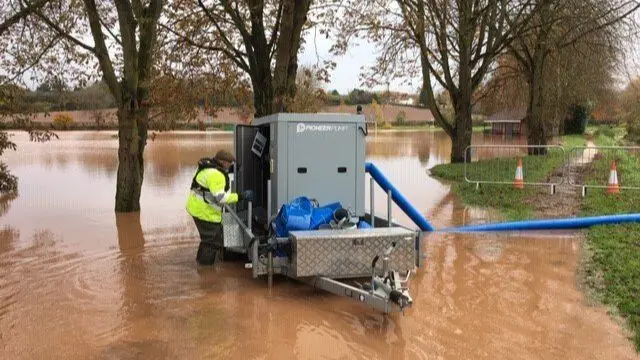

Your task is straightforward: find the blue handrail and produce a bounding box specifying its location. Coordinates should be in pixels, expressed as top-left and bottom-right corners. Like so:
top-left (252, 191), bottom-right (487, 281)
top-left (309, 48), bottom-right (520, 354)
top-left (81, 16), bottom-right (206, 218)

top-left (365, 162), bottom-right (435, 232)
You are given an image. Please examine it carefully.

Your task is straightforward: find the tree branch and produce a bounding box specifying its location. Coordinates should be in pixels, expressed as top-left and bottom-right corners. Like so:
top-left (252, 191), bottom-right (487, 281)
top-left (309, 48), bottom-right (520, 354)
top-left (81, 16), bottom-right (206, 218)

top-left (137, 0), bottom-right (164, 100)
top-left (83, 0), bottom-right (121, 105)
top-left (558, 1), bottom-right (640, 49)
top-left (268, 0), bottom-right (283, 57)
top-left (0, 0), bottom-right (49, 36)
top-left (196, 0), bottom-right (251, 70)
top-left (98, 15), bottom-right (122, 45)
top-left (1, 35), bottom-right (59, 85)
top-left (34, 10), bottom-right (96, 53)
top-left (113, 0), bottom-right (138, 97)
top-left (159, 22), bottom-right (250, 72)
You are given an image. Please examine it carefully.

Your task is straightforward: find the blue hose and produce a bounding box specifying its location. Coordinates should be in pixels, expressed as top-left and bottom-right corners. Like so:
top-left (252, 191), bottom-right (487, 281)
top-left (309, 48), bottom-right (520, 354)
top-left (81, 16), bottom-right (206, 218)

top-left (365, 162), bottom-right (435, 232)
top-left (441, 213), bottom-right (640, 233)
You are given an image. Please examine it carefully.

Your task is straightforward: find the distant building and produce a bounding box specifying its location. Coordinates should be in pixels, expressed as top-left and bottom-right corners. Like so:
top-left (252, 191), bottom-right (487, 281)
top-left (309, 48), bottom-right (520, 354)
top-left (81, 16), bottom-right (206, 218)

top-left (485, 108), bottom-right (526, 136)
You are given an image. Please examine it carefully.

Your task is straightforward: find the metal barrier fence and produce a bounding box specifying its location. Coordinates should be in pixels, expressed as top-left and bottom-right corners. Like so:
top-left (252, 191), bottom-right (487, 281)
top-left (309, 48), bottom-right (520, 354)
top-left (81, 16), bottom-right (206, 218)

top-left (566, 146), bottom-right (640, 196)
top-left (464, 145), bottom-right (566, 194)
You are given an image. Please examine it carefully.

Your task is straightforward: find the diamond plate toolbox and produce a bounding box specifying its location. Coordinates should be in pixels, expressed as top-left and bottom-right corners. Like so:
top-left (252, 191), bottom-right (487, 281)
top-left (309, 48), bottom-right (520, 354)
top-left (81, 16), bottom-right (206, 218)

top-left (290, 227), bottom-right (417, 278)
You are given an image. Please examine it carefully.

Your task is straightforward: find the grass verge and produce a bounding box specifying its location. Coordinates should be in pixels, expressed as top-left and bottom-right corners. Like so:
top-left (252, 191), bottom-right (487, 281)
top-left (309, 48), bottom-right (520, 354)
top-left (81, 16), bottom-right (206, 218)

top-left (579, 128), bottom-right (640, 351)
top-left (430, 126), bottom-right (639, 350)
top-left (430, 134), bottom-right (586, 220)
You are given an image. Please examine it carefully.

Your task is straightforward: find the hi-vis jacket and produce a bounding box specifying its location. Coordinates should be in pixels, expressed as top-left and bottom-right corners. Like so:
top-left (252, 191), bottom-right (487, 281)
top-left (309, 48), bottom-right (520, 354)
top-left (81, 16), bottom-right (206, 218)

top-left (186, 167), bottom-right (238, 223)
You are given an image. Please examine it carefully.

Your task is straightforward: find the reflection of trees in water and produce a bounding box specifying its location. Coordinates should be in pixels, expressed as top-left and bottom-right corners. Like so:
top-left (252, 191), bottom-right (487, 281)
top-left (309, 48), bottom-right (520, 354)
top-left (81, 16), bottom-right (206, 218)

top-left (144, 141), bottom-right (183, 188)
top-left (76, 150), bottom-right (118, 176)
top-left (115, 212), bottom-right (153, 334)
top-left (142, 140), bottom-right (234, 189)
top-left (364, 131), bottom-right (463, 165)
top-left (55, 152), bottom-right (70, 169)
top-left (0, 192), bottom-right (17, 218)
top-left (0, 226), bottom-right (19, 255)
top-left (366, 132), bottom-right (439, 159)
top-left (35, 147), bottom-right (118, 176)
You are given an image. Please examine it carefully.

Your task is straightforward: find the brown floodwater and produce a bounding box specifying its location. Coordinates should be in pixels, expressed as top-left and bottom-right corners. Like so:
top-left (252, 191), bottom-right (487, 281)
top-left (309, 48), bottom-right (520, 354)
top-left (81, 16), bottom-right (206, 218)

top-left (0, 130), bottom-right (637, 359)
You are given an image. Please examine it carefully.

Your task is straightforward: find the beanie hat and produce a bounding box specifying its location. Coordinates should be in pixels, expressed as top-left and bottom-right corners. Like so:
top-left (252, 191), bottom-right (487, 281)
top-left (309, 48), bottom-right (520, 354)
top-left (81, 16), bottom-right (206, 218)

top-left (214, 149), bottom-right (235, 163)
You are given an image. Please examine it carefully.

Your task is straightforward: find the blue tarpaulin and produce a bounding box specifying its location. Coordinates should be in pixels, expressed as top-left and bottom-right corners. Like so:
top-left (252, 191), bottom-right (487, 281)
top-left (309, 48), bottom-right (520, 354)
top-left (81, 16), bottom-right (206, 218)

top-left (273, 197), bottom-right (343, 237)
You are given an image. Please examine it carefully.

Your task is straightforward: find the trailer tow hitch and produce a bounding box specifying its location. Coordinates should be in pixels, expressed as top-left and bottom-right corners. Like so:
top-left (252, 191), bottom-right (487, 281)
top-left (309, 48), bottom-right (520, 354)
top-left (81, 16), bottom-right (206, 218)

top-left (361, 242), bottom-right (413, 313)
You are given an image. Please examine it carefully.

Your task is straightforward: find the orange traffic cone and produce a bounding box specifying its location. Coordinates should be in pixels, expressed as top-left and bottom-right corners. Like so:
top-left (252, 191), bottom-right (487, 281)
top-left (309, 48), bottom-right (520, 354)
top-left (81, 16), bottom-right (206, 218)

top-left (513, 158), bottom-right (524, 189)
top-left (607, 160), bottom-right (620, 194)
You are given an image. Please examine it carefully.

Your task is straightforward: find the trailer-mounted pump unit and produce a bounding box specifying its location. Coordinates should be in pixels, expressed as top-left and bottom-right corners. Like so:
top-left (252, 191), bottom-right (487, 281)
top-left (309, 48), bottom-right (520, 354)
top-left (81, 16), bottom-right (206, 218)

top-left (220, 113), bottom-right (424, 314)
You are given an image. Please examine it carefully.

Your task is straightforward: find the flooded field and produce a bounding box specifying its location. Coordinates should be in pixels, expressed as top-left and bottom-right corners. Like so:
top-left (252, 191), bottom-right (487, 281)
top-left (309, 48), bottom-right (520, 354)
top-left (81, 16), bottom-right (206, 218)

top-left (0, 130), bottom-right (637, 359)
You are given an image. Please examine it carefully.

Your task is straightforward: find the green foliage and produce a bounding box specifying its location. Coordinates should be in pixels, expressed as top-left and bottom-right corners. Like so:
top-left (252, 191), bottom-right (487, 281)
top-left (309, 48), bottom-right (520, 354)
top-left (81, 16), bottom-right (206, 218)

top-left (584, 224), bottom-right (640, 351)
top-left (0, 162), bottom-right (17, 194)
top-left (52, 113), bottom-right (75, 129)
top-left (395, 111), bottom-right (406, 125)
top-left (382, 122), bottom-right (392, 129)
top-left (0, 132), bottom-right (17, 157)
top-left (0, 132), bottom-right (18, 194)
top-left (564, 103), bottom-right (589, 135)
top-left (348, 89), bottom-right (379, 105)
top-left (619, 78), bottom-right (640, 145)
top-left (626, 121), bottom-right (640, 144)
top-left (580, 132), bottom-right (640, 351)
top-left (595, 125), bottom-right (617, 139)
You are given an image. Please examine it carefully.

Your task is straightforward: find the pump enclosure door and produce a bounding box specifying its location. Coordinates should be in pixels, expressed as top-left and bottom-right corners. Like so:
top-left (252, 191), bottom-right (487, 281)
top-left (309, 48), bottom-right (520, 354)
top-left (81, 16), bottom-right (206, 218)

top-left (287, 122), bottom-right (358, 213)
top-left (234, 125), bottom-right (269, 218)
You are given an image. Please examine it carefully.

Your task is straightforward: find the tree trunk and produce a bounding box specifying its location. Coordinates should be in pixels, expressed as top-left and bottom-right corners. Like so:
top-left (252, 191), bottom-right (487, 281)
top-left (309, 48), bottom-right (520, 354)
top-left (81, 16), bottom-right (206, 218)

top-left (524, 80), bottom-right (548, 155)
top-left (251, 72), bottom-right (274, 117)
top-left (115, 107), bottom-right (148, 212)
top-left (272, 0), bottom-right (311, 113)
top-left (525, 44), bottom-right (549, 155)
top-left (450, 8), bottom-right (473, 164)
top-left (450, 89), bottom-right (473, 163)
top-left (523, 4), bottom-right (552, 156)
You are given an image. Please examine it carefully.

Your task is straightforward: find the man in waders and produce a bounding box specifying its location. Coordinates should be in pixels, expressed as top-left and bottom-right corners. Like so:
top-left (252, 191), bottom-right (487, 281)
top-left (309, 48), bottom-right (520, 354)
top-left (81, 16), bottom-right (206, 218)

top-left (186, 149), bottom-right (253, 265)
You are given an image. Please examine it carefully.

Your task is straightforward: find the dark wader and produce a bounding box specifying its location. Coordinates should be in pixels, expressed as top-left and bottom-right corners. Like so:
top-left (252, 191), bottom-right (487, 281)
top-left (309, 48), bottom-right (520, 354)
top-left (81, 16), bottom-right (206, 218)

top-left (192, 217), bottom-right (224, 265)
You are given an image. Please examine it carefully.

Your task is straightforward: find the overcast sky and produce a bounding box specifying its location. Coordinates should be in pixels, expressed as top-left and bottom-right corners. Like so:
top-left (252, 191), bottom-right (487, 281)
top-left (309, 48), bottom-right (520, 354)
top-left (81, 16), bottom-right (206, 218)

top-left (297, 28), bottom-right (421, 95)
top-left (298, 21), bottom-right (640, 96)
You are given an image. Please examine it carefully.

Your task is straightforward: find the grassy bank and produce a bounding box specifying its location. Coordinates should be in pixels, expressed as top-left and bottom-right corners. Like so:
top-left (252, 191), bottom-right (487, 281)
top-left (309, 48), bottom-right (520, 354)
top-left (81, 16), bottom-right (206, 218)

top-left (580, 129), bottom-right (640, 350)
top-left (430, 127), bottom-right (639, 350)
top-left (430, 134), bottom-right (586, 220)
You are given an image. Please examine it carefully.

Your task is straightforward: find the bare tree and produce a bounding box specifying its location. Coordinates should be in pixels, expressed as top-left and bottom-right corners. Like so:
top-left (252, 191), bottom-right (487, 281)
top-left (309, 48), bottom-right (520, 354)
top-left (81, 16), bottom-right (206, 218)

top-left (507, 0), bottom-right (640, 153)
top-left (477, 33), bottom-right (620, 134)
top-left (333, 0), bottom-right (533, 162)
top-left (164, 0), bottom-right (322, 117)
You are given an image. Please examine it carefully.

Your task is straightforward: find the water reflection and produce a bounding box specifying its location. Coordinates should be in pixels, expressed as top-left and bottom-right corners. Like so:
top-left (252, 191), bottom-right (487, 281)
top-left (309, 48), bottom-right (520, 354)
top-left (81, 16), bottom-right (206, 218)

top-left (0, 226), bottom-right (18, 256)
top-left (104, 212), bottom-right (172, 359)
top-left (0, 192), bottom-right (17, 218)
